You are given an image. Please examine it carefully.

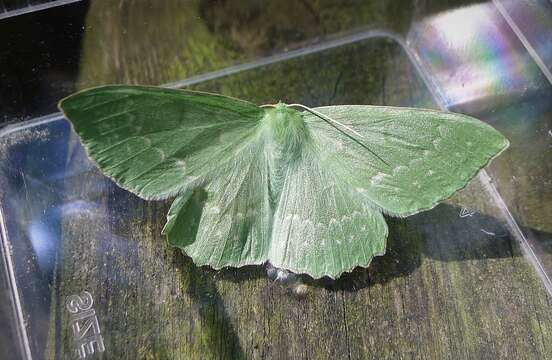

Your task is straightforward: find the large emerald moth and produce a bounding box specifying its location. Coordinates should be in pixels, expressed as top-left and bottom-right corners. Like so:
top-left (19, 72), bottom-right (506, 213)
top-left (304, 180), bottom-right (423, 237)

top-left (59, 85), bottom-right (509, 279)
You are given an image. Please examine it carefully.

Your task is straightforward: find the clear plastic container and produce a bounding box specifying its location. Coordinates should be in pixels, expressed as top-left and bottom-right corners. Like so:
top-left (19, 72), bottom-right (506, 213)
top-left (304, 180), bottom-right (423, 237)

top-left (0, 0), bottom-right (81, 20)
top-left (1, 1), bottom-right (552, 359)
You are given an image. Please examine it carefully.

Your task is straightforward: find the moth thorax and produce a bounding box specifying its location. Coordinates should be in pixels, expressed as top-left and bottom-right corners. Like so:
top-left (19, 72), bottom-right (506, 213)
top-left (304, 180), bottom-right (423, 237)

top-left (263, 104), bottom-right (309, 156)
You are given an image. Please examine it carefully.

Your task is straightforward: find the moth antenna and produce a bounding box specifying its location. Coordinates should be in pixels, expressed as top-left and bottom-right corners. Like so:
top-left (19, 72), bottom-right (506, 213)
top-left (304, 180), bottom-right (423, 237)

top-left (260, 104), bottom-right (278, 108)
top-left (286, 103), bottom-right (364, 138)
top-left (287, 103), bottom-right (390, 167)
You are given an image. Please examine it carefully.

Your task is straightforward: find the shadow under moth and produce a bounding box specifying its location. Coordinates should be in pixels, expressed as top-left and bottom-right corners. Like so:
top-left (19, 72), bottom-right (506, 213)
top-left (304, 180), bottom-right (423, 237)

top-left (59, 85), bottom-right (509, 279)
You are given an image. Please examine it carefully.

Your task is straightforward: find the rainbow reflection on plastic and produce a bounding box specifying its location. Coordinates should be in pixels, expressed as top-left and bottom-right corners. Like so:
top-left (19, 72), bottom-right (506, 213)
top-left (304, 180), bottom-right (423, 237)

top-left (407, 2), bottom-right (550, 109)
top-left (499, 0), bottom-right (552, 68)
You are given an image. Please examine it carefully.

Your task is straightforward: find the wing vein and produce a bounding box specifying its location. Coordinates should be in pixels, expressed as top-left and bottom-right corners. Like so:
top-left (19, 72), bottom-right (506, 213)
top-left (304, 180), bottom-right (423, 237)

top-left (90, 100), bottom-right (173, 124)
top-left (79, 94), bottom-right (133, 110)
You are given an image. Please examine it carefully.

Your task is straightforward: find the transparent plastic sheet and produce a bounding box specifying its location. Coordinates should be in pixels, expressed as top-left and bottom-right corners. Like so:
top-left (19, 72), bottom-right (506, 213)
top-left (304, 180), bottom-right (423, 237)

top-left (495, 0), bottom-right (552, 79)
top-left (1, 16), bottom-right (552, 360)
top-left (0, 0), bottom-right (81, 20)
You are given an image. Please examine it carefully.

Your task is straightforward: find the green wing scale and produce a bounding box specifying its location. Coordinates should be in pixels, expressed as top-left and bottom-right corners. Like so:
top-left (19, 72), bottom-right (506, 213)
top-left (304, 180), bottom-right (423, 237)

top-left (59, 86), bottom-right (509, 279)
top-left (59, 85), bottom-right (264, 200)
top-left (268, 149), bottom-right (388, 278)
top-left (162, 137), bottom-right (272, 269)
top-left (303, 105), bottom-right (509, 217)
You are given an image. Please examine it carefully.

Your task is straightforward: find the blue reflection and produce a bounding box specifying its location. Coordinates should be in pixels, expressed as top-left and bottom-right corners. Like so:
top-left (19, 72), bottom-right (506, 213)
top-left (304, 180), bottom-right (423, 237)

top-left (28, 201), bottom-right (101, 274)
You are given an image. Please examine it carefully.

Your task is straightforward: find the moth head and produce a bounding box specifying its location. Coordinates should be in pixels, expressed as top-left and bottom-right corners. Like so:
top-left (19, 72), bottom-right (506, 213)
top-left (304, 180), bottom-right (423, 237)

top-left (262, 103), bottom-right (303, 126)
top-left (274, 101), bottom-right (287, 110)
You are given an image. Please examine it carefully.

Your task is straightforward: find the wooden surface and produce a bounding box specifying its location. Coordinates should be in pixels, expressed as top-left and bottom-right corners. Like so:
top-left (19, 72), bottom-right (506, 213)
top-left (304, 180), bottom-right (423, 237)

top-left (42, 25), bottom-right (552, 359)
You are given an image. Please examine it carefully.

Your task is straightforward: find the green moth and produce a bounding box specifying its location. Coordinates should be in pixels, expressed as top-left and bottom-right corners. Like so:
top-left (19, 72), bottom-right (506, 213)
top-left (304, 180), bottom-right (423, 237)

top-left (59, 85), bottom-right (509, 279)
